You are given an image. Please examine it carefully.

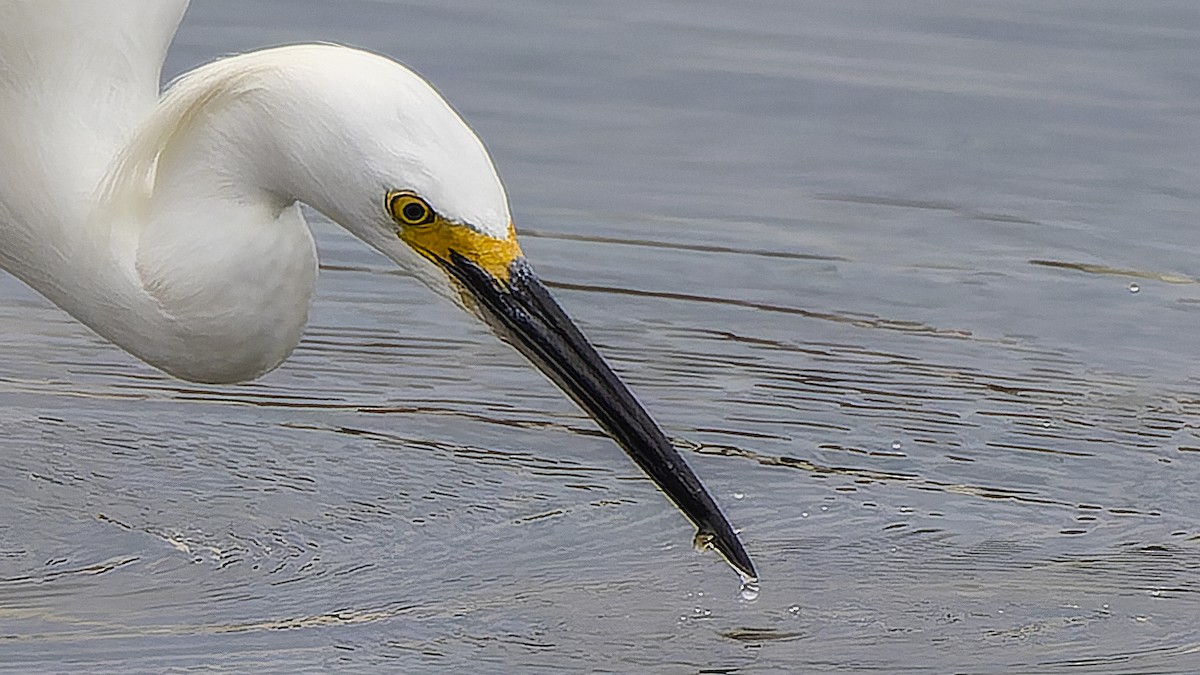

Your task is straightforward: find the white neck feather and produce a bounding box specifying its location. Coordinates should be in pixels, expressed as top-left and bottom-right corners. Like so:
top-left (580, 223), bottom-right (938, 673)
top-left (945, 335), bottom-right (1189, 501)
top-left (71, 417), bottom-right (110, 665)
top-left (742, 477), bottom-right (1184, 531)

top-left (1, 27), bottom-right (329, 383)
top-left (2, 3), bottom-right (508, 384)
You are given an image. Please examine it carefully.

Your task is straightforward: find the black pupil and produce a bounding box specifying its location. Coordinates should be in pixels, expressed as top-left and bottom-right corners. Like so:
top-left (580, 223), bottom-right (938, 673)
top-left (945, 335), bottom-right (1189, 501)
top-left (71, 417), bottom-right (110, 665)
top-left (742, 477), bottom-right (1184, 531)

top-left (402, 201), bottom-right (428, 223)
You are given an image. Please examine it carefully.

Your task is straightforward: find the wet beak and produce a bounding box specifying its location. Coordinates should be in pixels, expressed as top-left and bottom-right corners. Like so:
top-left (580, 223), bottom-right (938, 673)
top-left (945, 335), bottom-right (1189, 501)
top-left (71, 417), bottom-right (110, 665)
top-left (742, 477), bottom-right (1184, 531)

top-left (437, 251), bottom-right (757, 581)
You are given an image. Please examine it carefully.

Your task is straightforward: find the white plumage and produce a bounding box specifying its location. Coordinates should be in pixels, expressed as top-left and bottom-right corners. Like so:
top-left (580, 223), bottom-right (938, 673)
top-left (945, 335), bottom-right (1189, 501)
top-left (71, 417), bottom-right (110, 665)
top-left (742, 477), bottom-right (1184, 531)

top-left (0, 0), bottom-right (756, 580)
top-left (1, 2), bottom-right (506, 383)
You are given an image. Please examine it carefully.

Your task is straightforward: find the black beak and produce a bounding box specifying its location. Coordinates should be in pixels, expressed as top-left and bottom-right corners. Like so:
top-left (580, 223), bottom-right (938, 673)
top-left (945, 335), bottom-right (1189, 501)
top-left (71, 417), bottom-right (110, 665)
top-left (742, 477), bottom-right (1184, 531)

top-left (441, 253), bottom-right (756, 581)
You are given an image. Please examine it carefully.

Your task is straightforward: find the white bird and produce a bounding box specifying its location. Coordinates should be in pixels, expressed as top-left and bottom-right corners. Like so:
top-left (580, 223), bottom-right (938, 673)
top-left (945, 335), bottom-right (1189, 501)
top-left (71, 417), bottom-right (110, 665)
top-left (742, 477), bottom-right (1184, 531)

top-left (0, 0), bottom-right (754, 580)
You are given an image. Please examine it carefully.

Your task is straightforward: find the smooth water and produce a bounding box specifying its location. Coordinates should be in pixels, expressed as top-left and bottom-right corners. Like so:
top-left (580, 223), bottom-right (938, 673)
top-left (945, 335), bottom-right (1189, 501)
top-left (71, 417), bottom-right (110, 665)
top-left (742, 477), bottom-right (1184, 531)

top-left (2, 1), bottom-right (1199, 672)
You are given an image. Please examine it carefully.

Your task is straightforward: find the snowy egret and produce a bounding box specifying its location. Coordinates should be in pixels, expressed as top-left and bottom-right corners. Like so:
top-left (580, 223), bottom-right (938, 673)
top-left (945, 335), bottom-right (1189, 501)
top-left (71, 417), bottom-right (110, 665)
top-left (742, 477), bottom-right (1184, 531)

top-left (0, 1), bottom-right (755, 580)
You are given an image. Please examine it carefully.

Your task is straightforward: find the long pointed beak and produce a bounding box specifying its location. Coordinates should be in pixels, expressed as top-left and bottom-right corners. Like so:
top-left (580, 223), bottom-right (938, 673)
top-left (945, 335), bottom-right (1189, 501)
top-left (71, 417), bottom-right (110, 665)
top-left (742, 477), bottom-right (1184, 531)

top-left (439, 252), bottom-right (756, 581)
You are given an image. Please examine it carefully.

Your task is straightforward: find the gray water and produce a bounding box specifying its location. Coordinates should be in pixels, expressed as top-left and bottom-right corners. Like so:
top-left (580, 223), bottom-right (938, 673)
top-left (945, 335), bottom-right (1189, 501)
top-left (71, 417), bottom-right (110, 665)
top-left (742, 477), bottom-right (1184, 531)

top-left (2, 1), bottom-right (1200, 672)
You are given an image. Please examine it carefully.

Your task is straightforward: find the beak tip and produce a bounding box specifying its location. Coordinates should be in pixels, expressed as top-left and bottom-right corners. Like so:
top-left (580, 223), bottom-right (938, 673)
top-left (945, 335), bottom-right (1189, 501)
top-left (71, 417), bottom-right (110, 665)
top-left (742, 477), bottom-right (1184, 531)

top-left (719, 536), bottom-right (758, 583)
top-left (695, 525), bottom-right (757, 581)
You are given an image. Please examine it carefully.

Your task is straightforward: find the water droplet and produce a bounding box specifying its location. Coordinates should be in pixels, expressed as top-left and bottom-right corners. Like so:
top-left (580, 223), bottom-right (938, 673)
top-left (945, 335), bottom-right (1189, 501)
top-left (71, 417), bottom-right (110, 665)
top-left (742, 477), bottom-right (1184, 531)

top-left (788, 605), bottom-right (802, 615)
top-left (820, 505), bottom-right (828, 512)
top-left (1043, 420), bottom-right (1053, 428)
top-left (1102, 604), bottom-right (1110, 610)
top-left (1129, 283), bottom-right (1140, 294)
top-left (733, 492), bottom-right (745, 500)
top-left (800, 512), bottom-right (809, 518)
top-left (1135, 615), bottom-right (1149, 623)
top-left (891, 441), bottom-right (902, 450)
top-left (693, 607), bottom-right (712, 618)
top-left (739, 579), bottom-right (760, 602)
top-left (1150, 589), bottom-right (1162, 597)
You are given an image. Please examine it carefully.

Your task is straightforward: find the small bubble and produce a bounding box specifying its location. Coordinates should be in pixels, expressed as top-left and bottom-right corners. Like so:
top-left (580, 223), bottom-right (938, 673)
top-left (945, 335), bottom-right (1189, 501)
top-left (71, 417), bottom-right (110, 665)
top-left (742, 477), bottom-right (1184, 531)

top-left (1102, 604), bottom-right (1110, 610)
top-left (693, 608), bottom-right (712, 618)
top-left (801, 512), bottom-right (809, 518)
top-left (1129, 283), bottom-right (1140, 294)
top-left (820, 506), bottom-right (828, 512)
top-left (891, 441), bottom-right (902, 450)
top-left (1135, 615), bottom-right (1149, 623)
top-left (733, 492), bottom-right (745, 500)
top-left (788, 605), bottom-right (802, 615)
top-left (1150, 589), bottom-right (1162, 597)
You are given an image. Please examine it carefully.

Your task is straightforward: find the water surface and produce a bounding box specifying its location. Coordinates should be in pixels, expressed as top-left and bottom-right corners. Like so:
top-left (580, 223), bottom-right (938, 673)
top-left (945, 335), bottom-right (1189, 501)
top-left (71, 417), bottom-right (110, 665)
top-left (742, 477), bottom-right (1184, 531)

top-left (2, 1), bottom-right (1199, 672)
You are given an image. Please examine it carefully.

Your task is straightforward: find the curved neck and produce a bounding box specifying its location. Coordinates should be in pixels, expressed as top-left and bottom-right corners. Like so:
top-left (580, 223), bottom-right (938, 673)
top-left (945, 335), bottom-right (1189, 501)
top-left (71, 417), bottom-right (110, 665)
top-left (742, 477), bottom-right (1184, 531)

top-left (0, 1), bottom-right (187, 287)
top-left (1, 41), bottom-right (495, 384)
top-left (1, 42), bottom-right (327, 384)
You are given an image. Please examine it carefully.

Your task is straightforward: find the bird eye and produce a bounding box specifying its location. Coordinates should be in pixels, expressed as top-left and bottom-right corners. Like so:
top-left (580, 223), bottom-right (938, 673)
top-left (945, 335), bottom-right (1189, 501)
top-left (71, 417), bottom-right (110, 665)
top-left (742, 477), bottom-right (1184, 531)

top-left (387, 191), bottom-right (435, 226)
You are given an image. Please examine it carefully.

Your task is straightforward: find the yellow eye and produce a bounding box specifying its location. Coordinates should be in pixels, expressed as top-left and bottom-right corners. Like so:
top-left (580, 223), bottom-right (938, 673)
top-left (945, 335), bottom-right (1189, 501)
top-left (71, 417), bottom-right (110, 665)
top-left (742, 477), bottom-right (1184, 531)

top-left (387, 191), bottom-right (435, 226)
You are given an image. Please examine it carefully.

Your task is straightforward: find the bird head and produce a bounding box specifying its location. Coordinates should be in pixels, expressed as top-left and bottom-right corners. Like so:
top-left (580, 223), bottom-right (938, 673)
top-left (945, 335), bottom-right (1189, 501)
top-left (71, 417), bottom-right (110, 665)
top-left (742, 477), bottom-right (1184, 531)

top-left (253, 45), bottom-right (756, 581)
